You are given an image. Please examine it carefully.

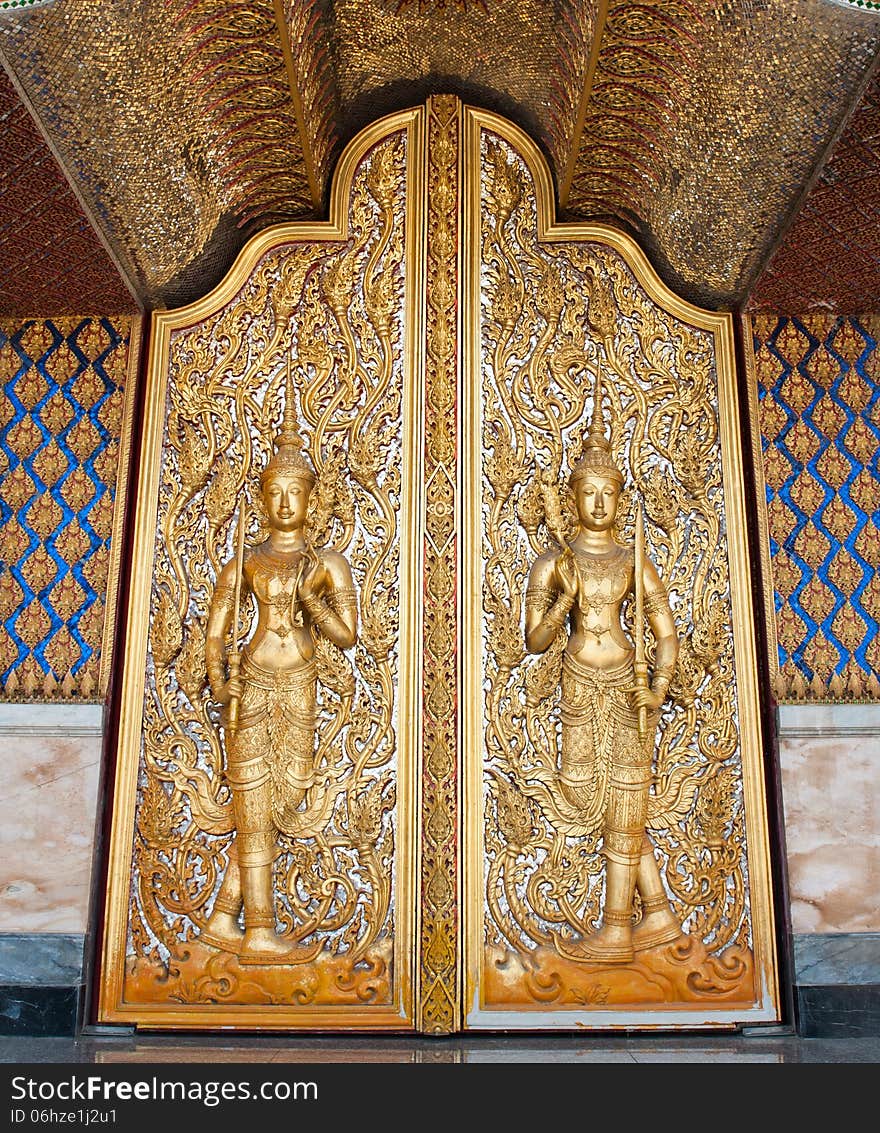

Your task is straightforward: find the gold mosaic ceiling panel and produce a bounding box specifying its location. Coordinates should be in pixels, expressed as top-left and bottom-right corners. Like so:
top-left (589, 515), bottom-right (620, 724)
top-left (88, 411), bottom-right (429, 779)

top-left (328, 0), bottom-right (597, 178)
top-left (0, 67), bottom-right (135, 315)
top-left (748, 66), bottom-right (880, 314)
top-left (0, 0), bottom-right (321, 308)
top-left (563, 0), bottom-right (880, 308)
top-left (1, 1), bottom-right (880, 312)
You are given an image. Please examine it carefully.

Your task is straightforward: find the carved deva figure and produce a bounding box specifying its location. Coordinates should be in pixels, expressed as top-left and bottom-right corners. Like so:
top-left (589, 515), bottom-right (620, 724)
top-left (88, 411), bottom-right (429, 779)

top-left (200, 375), bottom-right (357, 963)
top-left (524, 376), bottom-right (683, 964)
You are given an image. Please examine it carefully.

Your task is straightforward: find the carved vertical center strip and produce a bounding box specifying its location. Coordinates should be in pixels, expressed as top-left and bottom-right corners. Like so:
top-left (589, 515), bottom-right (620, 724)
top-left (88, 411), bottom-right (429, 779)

top-left (418, 95), bottom-right (461, 1034)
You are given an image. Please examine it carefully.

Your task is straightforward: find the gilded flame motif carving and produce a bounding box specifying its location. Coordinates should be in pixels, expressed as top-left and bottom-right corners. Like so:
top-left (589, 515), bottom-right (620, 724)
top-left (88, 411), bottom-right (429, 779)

top-left (478, 130), bottom-right (757, 1008)
top-left (126, 133), bottom-right (406, 1009)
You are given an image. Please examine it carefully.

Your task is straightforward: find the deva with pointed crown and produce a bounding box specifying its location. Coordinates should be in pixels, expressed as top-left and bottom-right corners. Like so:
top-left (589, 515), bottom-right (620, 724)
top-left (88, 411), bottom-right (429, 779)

top-left (524, 374), bottom-right (684, 963)
top-left (200, 371), bottom-right (358, 963)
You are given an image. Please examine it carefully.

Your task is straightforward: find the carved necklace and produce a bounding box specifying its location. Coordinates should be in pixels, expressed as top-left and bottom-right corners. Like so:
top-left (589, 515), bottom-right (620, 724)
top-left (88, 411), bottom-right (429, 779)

top-left (251, 543), bottom-right (308, 578)
top-left (251, 545), bottom-right (308, 635)
top-left (571, 543), bottom-right (631, 643)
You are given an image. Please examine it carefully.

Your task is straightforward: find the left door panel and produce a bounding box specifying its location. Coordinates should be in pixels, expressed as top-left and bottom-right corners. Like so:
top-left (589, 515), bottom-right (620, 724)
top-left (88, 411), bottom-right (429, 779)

top-left (97, 108), bottom-right (425, 1030)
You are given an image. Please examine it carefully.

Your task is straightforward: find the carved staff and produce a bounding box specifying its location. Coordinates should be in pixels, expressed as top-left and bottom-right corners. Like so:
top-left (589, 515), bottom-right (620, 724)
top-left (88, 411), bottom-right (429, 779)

top-left (227, 505), bottom-right (246, 742)
top-left (634, 497), bottom-right (648, 743)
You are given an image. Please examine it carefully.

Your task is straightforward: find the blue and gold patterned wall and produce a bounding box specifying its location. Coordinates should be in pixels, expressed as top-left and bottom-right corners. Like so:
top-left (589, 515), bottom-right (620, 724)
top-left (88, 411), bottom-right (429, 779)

top-left (5, 311), bottom-right (876, 704)
top-left (751, 313), bottom-right (880, 702)
top-left (0, 317), bottom-right (135, 701)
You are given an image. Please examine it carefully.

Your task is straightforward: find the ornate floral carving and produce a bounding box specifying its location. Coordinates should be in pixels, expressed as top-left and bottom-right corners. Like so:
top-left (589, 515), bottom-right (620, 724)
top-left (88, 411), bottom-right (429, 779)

top-left (417, 95), bottom-right (461, 1033)
top-left (126, 133), bottom-right (407, 1007)
top-left (479, 129), bottom-right (754, 1007)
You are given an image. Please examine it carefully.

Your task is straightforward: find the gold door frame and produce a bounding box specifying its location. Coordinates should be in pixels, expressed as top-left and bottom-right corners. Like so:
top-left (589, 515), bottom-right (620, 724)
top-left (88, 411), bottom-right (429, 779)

top-left (95, 98), bottom-right (781, 1033)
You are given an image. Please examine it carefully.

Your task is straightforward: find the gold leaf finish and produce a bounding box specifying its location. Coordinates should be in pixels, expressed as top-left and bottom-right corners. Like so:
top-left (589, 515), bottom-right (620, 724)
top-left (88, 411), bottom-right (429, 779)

top-left (418, 95), bottom-right (461, 1035)
top-left (564, 0), bottom-right (880, 307)
top-left (99, 113), bottom-right (423, 1029)
top-left (3, 3), bottom-right (878, 310)
top-left (0, 0), bottom-right (318, 305)
top-left (98, 99), bottom-right (780, 1032)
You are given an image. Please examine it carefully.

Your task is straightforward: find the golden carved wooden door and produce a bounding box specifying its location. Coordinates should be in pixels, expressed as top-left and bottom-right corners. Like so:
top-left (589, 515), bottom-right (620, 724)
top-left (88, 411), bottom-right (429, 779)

top-left (95, 98), bottom-right (782, 1033)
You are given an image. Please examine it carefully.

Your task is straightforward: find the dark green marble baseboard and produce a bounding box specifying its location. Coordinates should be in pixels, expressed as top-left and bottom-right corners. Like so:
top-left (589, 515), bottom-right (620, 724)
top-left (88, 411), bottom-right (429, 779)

top-left (0, 986), bottom-right (81, 1037)
top-left (0, 934), bottom-right (84, 987)
top-left (0, 932), bottom-right (878, 1037)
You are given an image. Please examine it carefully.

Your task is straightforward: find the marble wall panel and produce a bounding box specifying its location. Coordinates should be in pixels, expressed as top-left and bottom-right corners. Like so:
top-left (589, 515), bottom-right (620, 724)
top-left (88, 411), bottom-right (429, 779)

top-left (0, 704), bottom-right (102, 934)
top-left (778, 705), bottom-right (880, 934)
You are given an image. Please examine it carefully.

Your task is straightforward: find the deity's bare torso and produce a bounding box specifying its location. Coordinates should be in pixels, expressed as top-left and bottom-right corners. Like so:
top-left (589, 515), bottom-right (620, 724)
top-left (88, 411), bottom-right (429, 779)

top-left (564, 542), bottom-right (633, 670)
top-left (527, 535), bottom-right (664, 674)
top-left (243, 543), bottom-right (318, 671)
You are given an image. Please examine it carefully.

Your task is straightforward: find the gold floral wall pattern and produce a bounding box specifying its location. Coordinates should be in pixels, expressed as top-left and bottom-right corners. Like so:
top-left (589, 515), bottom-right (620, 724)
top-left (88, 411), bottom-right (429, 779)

top-left (0, 316), bottom-right (136, 701)
top-left (749, 314), bottom-right (880, 704)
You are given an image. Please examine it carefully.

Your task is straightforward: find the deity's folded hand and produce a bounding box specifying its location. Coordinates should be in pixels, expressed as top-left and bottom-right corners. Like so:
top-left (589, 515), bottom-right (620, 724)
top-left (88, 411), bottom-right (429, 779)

top-left (213, 674), bottom-right (243, 706)
top-left (554, 549), bottom-right (579, 600)
top-left (627, 683), bottom-right (665, 711)
top-left (298, 553), bottom-right (329, 601)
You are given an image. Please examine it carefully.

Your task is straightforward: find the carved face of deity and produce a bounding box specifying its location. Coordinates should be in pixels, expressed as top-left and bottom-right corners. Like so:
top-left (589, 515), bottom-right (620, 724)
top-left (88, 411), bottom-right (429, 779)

top-left (261, 471), bottom-right (311, 533)
top-left (574, 473), bottom-right (620, 532)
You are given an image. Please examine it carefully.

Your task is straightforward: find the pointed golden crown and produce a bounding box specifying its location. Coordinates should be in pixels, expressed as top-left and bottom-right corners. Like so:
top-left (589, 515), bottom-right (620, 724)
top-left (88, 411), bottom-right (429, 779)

top-left (569, 370), bottom-right (624, 487)
top-left (260, 364), bottom-right (315, 486)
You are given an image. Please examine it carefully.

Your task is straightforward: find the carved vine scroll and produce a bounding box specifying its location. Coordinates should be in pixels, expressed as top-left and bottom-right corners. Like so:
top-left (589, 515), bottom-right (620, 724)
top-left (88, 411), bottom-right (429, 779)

top-left (97, 99), bottom-right (779, 1032)
top-left (100, 121), bottom-right (418, 1026)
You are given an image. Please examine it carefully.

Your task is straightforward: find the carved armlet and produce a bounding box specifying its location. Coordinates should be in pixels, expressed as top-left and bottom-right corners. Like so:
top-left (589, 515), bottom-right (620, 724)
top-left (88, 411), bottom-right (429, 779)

top-left (211, 583), bottom-right (236, 613)
top-left (327, 586), bottom-right (357, 615)
top-left (525, 584), bottom-right (555, 613)
top-left (303, 594), bottom-right (334, 626)
top-left (644, 585), bottom-right (671, 618)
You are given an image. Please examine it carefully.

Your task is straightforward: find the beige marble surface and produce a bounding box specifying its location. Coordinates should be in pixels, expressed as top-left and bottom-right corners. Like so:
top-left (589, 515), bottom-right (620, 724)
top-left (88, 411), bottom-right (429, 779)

top-left (778, 706), bottom-right (880, 934)
top-left (1, 701), bottom-right (878, 938)
top-left (0, 705), bottom-right (103, 933)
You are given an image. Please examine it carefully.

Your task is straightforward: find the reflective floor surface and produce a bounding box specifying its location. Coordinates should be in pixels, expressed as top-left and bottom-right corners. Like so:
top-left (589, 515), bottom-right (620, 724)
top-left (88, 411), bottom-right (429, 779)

top-left (1, 1032), bottom-right (878, 1063)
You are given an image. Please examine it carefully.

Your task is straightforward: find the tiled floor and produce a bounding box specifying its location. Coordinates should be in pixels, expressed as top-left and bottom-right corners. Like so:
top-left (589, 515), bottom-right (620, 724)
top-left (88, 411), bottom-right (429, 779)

top-left (1, 1032), bottom-right (878, 1063)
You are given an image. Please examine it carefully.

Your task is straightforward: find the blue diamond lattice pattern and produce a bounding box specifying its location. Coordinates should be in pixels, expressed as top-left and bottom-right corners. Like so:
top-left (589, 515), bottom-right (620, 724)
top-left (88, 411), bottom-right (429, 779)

top-left (0, 317), bottom-right (131, 699)
top-left (753, 314), bottom-right (880, 701)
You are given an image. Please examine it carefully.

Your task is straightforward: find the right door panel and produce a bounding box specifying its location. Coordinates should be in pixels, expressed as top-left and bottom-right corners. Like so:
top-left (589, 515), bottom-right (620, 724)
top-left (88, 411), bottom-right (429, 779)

top-left (462, 107), bottom-right (781, 1030)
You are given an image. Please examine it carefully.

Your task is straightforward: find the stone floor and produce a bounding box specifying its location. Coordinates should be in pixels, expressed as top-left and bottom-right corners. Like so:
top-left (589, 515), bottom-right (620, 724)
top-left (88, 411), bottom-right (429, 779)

top-left (1, 1032), bottom-right (878, 1063)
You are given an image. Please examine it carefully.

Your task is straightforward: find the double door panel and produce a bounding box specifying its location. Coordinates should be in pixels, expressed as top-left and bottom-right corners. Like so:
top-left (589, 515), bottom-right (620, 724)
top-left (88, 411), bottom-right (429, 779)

top-left (96, 98), bottom-right (780, 1032)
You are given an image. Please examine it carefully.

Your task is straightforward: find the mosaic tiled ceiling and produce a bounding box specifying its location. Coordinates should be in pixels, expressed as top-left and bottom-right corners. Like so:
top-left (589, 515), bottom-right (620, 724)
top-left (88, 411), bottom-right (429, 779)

top-left (1, 0), bottom-right (880, 313)
top-left (563, 1), bottom-right (880, 308)
top-left (0, 68), bottom-right (136, 316)
top-left (748, 66), bottom-right (880, 315)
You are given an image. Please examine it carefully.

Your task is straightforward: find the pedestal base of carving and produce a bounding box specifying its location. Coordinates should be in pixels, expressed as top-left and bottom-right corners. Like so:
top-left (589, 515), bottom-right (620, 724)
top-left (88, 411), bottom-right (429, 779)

top-left (483, 940), bottom-right (756, 1010)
